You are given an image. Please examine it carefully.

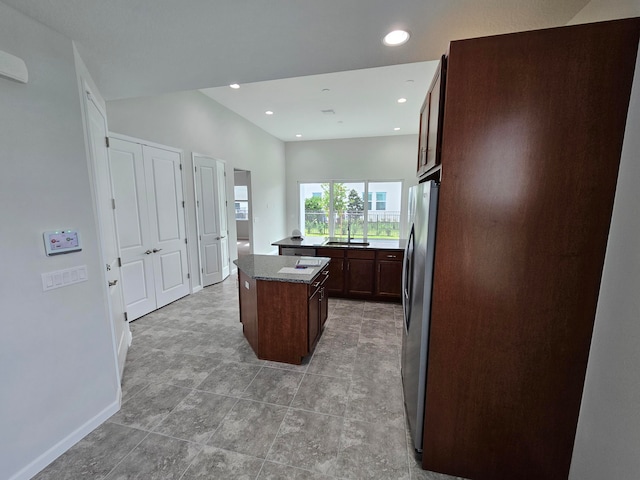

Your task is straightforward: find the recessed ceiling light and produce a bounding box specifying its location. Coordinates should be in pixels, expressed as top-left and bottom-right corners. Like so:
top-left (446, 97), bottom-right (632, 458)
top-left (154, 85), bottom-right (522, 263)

top-left (322, 88), bottom-right (330, 92)
top-left (296, 134), bottom-right (302, 138)
top-left (265, 110), bottom-right (274, 115)
top-left (383, 30), bottom-right (410, 46)
top-left (394, 127), bottom-right (401, 131)
top-left (229, 83), bottom-right (240, 89)
top-left (397, 98), bottom-right (407, 104)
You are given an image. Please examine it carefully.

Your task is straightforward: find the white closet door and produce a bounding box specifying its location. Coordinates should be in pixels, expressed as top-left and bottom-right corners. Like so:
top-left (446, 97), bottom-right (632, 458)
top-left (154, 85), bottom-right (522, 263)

top-left (109, 138), bottom-right (156, 320)
top-left (194, 155), bottom-right (229, 286)
top-left (144, 145), bottom-right (190, 307)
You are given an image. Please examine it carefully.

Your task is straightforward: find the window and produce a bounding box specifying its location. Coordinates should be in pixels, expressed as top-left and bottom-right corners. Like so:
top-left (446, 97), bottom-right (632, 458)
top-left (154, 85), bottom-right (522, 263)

top-left (234, 186), bottom-right (248, 220)
top-left (300, 183), bottom-right (328, 236)
top-left (299, 180), bottom-right (402, 239)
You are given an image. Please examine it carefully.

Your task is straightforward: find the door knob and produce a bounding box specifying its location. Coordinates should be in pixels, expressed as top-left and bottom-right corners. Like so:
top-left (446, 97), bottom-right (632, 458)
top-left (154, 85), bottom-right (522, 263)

top-left (108, 279), bottom-right (118, 287)
top-left (145, 250), bottom-right (153, 254)
top-left (152, 248), bottom-right (163, 253)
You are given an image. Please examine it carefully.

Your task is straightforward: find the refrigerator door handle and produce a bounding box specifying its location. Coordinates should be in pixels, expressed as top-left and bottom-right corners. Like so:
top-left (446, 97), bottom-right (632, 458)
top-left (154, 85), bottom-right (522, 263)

top-left (402, 224), bottom-right (415, 331)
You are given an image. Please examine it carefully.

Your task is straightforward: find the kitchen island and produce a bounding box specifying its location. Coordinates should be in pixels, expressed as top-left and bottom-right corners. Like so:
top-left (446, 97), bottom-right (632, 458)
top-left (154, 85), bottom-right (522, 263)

top-left (233, 254), bottom-right (330, 365)
top-left (272, 236), bottom-right (406, 301)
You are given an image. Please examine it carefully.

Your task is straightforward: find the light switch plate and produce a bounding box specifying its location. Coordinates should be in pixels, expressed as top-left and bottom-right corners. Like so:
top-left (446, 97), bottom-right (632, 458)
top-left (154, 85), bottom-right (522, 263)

top-left (42, 265), bottom-right (88, 292)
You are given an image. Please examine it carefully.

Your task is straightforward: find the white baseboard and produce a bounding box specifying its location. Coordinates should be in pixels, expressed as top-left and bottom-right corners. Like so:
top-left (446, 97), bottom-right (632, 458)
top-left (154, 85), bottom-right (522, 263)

top-left (9, 399), bottom-right (120, 480)
top-left (192, 285), bottom-right (203, 294)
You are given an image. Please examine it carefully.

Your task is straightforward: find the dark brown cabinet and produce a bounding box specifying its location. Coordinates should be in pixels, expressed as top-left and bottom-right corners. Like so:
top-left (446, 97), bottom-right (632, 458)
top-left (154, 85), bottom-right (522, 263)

top-left (316, 247), bottom-right (345, 295)
top-left (346, 249), bottom-right (376, 296)
top-left (238, 265), bottom-right (329, 365)
top-left (417, 56), bottom-right (446, 178)
top-left (375, 250), bottom-right (404, 299)
top-left (308, 268), bottom-right (329, 351)
top-left (418, 18), bottom-right (640, 480)
top-left (314, 247), bottom-right (403, 301)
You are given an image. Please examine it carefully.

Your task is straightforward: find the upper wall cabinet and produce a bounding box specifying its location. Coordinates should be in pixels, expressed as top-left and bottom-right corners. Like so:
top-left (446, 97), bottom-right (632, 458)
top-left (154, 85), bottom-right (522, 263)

top-left (417, 55), bottom-right (446, 179)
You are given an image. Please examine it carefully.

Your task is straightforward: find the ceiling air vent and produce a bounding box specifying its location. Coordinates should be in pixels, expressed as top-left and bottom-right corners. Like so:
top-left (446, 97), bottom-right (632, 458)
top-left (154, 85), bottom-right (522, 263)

top-left (321, 109), bottom-right (335, 115)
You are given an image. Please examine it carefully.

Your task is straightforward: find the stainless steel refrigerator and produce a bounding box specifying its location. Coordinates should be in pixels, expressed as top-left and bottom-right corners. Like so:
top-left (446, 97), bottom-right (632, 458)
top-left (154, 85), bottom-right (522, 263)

top-left (401, 180), bottom-right (439, 454)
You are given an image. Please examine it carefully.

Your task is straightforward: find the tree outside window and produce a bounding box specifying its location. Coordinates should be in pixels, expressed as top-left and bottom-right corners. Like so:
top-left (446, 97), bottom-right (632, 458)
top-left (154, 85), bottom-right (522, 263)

top-left (300, 180), bottom-right (401, 239)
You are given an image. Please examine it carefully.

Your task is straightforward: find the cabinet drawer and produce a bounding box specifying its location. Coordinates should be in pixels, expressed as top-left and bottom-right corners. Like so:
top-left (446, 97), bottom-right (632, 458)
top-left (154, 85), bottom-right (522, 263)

top-left (347, 249), bottom-right (375, 260)
top-left (376, 250), bottom-right (404, 261)
top-left (317, 248), bottom-right (345, 259)
top-left (308, 270), bottom-right (327, 296)
top-left (319, 267), bottom-right (330, 286)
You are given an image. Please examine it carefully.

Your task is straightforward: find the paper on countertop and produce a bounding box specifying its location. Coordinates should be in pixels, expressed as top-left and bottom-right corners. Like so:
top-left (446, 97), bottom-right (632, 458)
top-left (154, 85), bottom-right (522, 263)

top-left (296, 258), bottom-right (322, 267)
top-left (278, 267), bottom-right (316, 275)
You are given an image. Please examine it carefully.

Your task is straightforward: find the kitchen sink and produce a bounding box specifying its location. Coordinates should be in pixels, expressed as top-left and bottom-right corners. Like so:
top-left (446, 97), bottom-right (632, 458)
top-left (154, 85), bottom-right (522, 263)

top-left (324, 240), bottom-right (370, 246)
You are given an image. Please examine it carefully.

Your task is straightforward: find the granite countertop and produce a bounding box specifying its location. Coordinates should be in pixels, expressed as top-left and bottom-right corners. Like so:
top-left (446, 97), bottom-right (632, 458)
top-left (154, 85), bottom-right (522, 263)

top-left (272, 236), bottom-right (407, 250)
top-left (234, 254), bottom-right (330, 283)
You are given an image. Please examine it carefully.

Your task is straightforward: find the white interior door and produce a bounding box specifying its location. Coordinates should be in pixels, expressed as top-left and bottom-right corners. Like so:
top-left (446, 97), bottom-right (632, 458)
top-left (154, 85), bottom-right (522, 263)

top-left (144, 145), bottom-right (190, 307)
top-left (194, 155), bottom-right (230, 287)
top-left (109, 138), bottom-right (156, 320)
top-left (216, 160), bottom-right (230, 279)
top-left (85, 90), bottom-right (131, 377)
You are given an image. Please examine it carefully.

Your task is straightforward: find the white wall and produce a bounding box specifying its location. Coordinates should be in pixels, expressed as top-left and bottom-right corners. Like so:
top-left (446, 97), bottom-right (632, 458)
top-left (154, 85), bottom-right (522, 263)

top-left (106, 91), bottom-right (287, 283)
top-left (568, 4), bottom-right (640, 480)
top-left (0, 4), bottom-right (120, 479)
top-left (568, 0), bottom-right (639, 23)
top-left (284, 135), bottom-right (419, 238)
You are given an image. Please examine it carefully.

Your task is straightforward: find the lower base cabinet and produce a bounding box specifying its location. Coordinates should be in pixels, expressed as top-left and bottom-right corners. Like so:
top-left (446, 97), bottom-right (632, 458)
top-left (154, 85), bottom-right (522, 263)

top-left (375, 250), bottom-right (404, 298)
top-left (316, 247), bottom-right (404, 301)
top-left (238, 267), bottom-right (328, 364)
top-left (308, 269), bottom-right (329, 351)
top-left (346, 250), bottom-right (376, 296)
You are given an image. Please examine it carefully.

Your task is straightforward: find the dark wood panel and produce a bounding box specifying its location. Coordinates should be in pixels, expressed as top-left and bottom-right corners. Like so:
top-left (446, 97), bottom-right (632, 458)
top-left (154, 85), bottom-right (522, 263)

top-left (422, 18), bottom-right (640, 480)
top-left (346, 258), bottom-right (375, 296)
top-left (308, 286), bottom-right (321, 351)
top-left (318, 248), bottom-right (345, 295)
top-left (238, 270), bottom-right (258, 355)
top-left (320, 286), bottom-right (329, 328)
top-left (256, 280), bottom-right (309, 364)
top-left (375, 260), bottom-right (403, 299)
top-left (346, 249), bottom-right (375, 259)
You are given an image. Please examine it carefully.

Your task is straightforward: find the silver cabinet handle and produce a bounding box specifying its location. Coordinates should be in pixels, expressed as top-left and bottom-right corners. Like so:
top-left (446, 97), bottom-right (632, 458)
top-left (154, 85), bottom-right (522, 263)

top-left (108, 280), bottom-right (118, 287)
top-left (145, 250), bottom-right (153, 255)
top-left (152, 248), bottom-right (163, 253)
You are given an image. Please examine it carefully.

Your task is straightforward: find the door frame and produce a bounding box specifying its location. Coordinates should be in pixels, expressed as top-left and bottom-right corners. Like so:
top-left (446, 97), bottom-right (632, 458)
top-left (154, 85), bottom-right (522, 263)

top-left (109, 132), bottom-right (194, 300)
top-left (79, 81), bottom-right (131, 384)
top-left (233, 169), bottom-right (254, 258)
top-left (192, 153), bottom-right (231, 287)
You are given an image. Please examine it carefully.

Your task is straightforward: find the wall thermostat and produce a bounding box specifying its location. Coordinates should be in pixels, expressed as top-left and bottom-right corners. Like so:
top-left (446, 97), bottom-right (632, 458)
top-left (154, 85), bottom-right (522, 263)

top-left (44, 230), bottom-right (82, 256)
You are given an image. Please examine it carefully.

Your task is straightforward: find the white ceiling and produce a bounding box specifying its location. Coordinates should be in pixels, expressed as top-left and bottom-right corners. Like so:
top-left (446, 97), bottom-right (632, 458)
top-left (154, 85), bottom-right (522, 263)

top-left (4, 0), bottom-right (590, 141)
top-left (200, 62), bottom-right (439, 142)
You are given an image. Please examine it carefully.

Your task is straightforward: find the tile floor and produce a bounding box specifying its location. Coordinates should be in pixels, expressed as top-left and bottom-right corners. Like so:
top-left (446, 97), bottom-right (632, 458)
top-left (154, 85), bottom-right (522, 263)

top-left (35, 275), bottom-right (463, 480)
